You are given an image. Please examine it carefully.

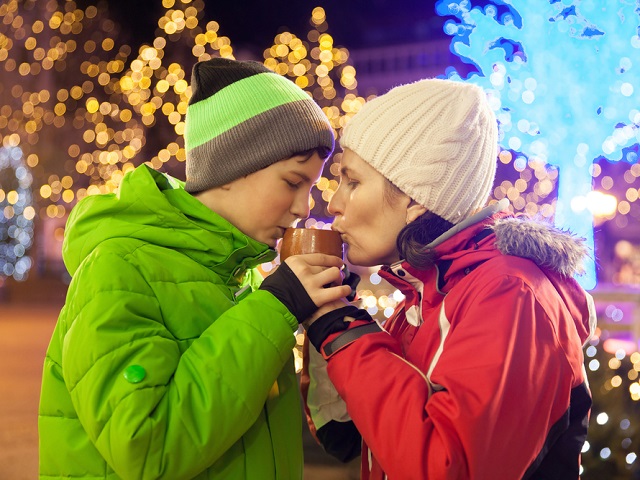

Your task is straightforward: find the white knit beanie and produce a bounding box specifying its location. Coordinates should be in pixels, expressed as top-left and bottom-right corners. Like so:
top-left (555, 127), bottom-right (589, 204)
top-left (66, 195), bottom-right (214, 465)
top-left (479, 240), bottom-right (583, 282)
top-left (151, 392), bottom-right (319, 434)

top-left (340, 78), bottom-right (498, 224)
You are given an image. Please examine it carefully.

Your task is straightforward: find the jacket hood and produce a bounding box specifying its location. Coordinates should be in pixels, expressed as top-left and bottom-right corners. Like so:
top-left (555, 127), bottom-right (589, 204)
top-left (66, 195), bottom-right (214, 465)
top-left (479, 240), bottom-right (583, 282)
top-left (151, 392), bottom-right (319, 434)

top-left (426, 200), bottom-right (589, 279)
top-left (62, 165), bottom-right (275, 283)
top-left (491, 215), bottom-right (595, 345)
top-left (383, 202), bottom-right (596, 345)
top-left (491, 216), bottom-right (589, 278)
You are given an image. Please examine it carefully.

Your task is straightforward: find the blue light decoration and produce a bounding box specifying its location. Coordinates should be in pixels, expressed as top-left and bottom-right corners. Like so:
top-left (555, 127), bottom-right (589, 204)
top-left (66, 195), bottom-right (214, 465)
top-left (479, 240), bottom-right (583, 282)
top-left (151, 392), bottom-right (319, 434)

top-left (0, 146), bottom-right (35, 281)
top-left (435, 0), bottom-right (640, 290)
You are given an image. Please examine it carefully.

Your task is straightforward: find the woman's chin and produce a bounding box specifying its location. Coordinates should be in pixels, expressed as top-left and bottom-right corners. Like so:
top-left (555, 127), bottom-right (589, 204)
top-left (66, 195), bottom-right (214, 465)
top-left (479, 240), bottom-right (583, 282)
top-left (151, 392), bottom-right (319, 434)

top-left (347, 247), bottom-right (400, 267)
top-left (346, 251), bottom-right (379, 268)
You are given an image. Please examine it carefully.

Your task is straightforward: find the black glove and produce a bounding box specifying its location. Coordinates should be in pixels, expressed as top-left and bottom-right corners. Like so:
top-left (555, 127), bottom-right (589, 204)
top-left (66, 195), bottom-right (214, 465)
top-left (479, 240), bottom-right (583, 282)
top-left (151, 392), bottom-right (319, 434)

top-left (259, 261), bottom-right (317, 323)
top-left (306, 305), bottom-right (372, 352)
top-left (316, 420), bottom-right (362, 463)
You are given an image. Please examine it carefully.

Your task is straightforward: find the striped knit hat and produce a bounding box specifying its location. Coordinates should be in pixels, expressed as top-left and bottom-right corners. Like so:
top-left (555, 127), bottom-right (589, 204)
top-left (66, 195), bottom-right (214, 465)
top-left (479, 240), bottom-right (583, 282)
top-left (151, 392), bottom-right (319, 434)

top-left (341, 78), bottom-right (498, 224)
top-left (184, 58), bottom-right (334, 193)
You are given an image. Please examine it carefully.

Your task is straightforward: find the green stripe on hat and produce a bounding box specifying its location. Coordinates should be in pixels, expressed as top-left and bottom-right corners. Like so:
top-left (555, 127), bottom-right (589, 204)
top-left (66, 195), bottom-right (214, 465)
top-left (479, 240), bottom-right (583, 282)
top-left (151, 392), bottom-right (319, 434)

top-left (185, 72), bottom-right (312, 150)
top-left (186, 101), bottom-right (334, 192)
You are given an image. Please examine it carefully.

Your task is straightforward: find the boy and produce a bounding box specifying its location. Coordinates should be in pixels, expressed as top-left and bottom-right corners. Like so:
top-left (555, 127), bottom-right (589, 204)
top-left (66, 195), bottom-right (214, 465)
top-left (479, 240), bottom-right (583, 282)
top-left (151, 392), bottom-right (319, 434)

top-left (39, 58), bottom-right (350, 479)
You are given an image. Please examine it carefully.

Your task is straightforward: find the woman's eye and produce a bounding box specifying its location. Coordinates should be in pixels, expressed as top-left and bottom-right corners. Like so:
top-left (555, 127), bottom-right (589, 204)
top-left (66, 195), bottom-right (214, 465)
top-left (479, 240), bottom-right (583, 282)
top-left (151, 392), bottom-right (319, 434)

top-left (339, 176), bottom-right (357, 188)
top-left (285, 180), bottom-right (300, 189)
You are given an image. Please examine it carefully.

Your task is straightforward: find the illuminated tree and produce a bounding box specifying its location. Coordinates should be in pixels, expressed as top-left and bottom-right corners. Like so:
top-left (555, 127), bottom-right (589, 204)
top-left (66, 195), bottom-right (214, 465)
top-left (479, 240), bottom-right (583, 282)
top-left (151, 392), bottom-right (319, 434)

top-left (0, 0), bottom-right (371, 285)
top-left (262, 6), bottom-right (367, 221)
top-left (436, 0), bottom-right (640, 290)
top-left (0, 0), bottom-right (234, 280)
top-left (582, 338), bottom-right (640, 478)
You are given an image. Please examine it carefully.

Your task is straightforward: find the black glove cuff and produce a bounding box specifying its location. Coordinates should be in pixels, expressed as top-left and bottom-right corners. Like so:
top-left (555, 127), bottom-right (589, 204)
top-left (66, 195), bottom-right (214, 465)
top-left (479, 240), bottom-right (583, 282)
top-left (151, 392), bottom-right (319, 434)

top-left (342, 265), bottom-right (361, 302)
top-left (307, 306), bottom-right (371, 352)
top-left (259, 262), bottom-right (317, 322)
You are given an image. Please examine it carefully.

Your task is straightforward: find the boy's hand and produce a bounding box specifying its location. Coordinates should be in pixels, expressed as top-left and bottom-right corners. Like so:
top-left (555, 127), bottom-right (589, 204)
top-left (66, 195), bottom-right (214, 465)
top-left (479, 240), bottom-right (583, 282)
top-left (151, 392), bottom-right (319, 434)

top-left (284, 254), bottom-right (352, 307)
top-left (259, 253), bottom-right (351, 323)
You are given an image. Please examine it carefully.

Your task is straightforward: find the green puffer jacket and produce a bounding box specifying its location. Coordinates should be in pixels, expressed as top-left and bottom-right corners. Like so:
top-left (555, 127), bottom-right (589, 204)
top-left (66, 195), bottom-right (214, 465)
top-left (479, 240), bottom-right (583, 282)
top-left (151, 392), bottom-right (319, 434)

top-left (39, 165), bottom-right (303, 479)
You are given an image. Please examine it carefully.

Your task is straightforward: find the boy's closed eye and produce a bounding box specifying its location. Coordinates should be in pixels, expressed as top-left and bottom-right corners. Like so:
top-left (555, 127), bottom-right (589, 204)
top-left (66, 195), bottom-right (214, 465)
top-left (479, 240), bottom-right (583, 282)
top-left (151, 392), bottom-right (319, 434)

top-left (285, 179), bottom-right (301, 189)
top-left (284, 169), bottom-right (316, 190)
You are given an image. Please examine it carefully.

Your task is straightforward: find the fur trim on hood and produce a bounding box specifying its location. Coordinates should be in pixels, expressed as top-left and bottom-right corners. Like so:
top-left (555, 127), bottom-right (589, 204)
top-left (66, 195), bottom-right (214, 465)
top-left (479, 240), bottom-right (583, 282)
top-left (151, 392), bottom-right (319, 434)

top-left (491, 216), bottom-right (589, 278)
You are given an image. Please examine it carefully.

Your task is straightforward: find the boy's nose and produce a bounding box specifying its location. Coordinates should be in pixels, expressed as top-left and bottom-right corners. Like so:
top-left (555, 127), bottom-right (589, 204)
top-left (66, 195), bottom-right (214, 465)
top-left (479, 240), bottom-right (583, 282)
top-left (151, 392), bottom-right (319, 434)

top-left (291, 193), bottom-right (311, 220)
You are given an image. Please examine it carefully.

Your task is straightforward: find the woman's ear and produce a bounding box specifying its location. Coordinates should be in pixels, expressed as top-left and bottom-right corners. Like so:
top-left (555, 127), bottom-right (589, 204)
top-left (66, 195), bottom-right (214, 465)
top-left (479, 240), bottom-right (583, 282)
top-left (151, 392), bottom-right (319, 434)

top-left (406, 202), bottom-right (427, 224)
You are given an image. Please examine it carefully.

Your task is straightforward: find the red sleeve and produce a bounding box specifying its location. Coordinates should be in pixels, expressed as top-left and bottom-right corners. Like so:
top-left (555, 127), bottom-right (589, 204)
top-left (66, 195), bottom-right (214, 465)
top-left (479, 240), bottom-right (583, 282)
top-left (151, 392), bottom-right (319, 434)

top-left (324, 274), bottom-right (576, 480)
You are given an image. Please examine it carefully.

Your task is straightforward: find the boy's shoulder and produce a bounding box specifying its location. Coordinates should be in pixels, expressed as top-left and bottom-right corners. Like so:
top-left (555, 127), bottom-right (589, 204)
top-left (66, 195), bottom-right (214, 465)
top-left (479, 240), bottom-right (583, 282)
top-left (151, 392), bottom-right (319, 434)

top-left (65, 238), bottom-right (229, 316)
top-left (84, 237), bottom-right (223, 282)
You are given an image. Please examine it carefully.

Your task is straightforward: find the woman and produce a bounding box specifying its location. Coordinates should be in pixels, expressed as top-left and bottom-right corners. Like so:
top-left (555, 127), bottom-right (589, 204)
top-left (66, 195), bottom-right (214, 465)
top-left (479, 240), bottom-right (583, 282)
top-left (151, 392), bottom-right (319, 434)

top-left (302, 78), bottom-right (595, 480)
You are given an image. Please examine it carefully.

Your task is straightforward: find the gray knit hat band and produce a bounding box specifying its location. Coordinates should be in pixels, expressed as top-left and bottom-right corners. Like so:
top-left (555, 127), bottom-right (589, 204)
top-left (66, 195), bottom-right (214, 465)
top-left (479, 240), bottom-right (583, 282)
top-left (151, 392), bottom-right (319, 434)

top-left (186, 99), bottom-right (333, 192)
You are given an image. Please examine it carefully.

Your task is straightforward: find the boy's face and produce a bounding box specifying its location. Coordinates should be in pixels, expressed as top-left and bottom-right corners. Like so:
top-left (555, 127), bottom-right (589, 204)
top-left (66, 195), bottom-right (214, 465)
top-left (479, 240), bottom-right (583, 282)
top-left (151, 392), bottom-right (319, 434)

top-left (212, 152), bottom-right (326, 248)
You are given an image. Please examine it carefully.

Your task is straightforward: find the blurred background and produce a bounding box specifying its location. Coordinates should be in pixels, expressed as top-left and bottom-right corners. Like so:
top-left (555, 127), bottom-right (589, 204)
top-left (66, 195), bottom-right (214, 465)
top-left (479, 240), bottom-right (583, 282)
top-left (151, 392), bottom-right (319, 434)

top-left (1, 0), bottom-right (639, 478)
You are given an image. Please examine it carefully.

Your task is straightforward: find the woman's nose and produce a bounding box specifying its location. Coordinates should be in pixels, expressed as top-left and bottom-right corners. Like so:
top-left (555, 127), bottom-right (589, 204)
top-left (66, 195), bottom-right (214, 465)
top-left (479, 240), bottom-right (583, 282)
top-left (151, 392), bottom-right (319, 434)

top-left (327, 187), bottom-right (343, 216)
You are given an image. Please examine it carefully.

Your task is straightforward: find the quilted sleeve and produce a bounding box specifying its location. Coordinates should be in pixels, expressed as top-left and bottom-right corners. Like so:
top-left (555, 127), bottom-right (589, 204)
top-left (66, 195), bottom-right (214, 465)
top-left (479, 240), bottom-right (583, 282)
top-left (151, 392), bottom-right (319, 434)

top-left (62, 249), bottom-right (297, 479)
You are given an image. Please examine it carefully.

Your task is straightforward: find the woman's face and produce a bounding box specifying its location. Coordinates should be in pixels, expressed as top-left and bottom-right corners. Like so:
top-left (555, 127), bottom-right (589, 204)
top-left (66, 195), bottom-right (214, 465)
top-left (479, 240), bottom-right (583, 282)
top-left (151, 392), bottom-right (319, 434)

top-left (328, 149), bottom-right (423, 266)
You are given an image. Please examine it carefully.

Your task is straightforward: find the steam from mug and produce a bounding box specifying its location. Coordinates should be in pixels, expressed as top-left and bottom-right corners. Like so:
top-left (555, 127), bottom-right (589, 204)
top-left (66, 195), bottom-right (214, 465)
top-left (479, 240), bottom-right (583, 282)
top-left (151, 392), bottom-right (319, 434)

top-left (279, 228), bottom-right (344, 262)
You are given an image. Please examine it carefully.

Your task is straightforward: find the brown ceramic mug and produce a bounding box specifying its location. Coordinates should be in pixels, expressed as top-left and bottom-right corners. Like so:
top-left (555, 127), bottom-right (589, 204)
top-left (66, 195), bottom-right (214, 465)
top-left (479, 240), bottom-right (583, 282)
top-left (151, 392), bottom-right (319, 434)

top-left (279, 227), bottom-right (344, 262)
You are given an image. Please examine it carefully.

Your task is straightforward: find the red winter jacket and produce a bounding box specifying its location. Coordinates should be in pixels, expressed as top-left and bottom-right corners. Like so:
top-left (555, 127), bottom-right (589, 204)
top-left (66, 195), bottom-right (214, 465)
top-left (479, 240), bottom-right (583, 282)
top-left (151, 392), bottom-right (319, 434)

top-left (304, 207), bottom-right (595, 480)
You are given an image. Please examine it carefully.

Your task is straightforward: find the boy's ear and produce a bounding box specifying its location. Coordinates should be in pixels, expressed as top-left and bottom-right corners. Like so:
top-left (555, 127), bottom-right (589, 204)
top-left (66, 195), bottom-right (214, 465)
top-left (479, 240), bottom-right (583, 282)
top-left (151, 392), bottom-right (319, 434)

top-left (406, 202), bottom-right (427, 224)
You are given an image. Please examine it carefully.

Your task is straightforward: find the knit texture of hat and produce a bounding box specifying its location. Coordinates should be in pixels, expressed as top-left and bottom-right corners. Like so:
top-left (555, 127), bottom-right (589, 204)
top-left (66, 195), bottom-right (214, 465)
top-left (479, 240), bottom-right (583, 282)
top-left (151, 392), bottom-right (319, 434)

top-left (341, 78), bottom-right (498, 224)
top-left (184, 58), bottom-right (334, 193)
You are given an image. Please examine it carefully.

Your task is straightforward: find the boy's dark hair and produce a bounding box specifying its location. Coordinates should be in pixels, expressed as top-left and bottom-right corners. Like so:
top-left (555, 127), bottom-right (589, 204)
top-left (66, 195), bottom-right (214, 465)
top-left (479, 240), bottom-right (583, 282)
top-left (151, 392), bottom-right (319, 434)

top-left (295, 147), bottom-right (332, 162)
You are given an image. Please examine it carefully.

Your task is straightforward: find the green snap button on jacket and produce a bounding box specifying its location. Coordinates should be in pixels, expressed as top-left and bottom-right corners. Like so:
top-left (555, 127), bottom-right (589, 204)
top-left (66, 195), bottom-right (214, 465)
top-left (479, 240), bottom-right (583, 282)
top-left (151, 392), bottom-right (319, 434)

top-left (123, 365), bottom-right (146, 383)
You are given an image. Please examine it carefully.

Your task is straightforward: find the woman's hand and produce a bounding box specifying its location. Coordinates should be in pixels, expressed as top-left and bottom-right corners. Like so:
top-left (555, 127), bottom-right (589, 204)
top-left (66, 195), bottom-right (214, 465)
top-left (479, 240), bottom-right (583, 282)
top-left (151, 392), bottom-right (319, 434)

top-left (301, 298), bottom-right (350, 330)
